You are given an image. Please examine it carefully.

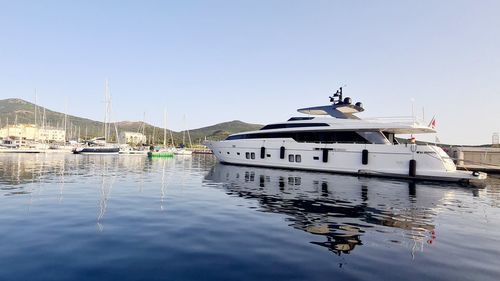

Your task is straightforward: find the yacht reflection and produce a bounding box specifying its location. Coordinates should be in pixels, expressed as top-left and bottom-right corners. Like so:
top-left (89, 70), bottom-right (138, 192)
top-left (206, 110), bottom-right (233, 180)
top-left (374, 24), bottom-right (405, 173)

top-left (205, 164), bottom-right (444, 255)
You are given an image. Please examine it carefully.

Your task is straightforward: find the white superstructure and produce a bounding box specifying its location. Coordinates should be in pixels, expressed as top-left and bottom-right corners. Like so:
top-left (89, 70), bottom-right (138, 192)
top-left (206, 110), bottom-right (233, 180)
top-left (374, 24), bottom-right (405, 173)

top-left (205, 88), bottom-right (486, 185)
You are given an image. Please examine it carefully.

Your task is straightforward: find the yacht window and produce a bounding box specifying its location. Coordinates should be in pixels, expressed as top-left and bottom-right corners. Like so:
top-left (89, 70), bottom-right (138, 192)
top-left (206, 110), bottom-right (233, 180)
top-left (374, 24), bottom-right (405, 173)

top-left (288, 117), bottom-right (315, 121)
top-left (383, 132), bottom-right (399, 144)
top-left (260, 123), bottom-right (330, 130)
top-left (313, 156), bottom-right (319, 160)
top-left (266, 154), bottom-right (271, 158)
top-left (289, 155), bottom-right (294, 162)
top-left (246, 152), bottom-right (250, 159)
top-left (357, 131), bottom-right (390, 144)
top-left (227, 131), bottom-right (368, 143)
top-left (237, 152), bottom-right (240, 155)
top-left (295, 155), bottom-right (301, 162)
top-left (251, 153), bottom-right (255, 159)
top-left (226, 130), bottom-right (393, 144)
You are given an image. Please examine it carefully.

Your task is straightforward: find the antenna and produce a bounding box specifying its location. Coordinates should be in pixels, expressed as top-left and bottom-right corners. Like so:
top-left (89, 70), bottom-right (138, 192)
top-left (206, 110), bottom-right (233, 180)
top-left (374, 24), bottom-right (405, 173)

top-left (493, 132), bottom-right (499, 147)
top-left (411, 98), bottom-right (415, 120)
top-left (329, 86), bottom-right (344, 104)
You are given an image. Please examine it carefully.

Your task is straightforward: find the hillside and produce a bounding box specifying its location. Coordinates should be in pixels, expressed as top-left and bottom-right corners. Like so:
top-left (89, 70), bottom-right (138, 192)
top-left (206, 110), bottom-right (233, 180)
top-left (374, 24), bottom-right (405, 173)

top-left (0, 98), bottom-right (262, 145)
top-left (189, 120), bottom-right (262, 143)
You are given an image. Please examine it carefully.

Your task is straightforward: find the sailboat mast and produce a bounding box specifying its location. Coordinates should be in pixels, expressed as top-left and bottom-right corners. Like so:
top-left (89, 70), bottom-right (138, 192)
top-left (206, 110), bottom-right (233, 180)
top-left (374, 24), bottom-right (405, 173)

top-left (108, 85), bottom-right (113, 142)
top-left (64, 99), bottom-right (67, 142)
top-left (104, 79), bottom-right (109, 142)
top-left (142, 112), bottom-right (146, 136)
top-left (163, 109), bottom-right (167, 148)
top-left (182, 114), bottom-right (186, 146)
top-left (42, 108), bottom-right (46, 144)
top-left (169, 125), bottom-right (175, 147)
top-left (34, 89), bottom-right (37, 128)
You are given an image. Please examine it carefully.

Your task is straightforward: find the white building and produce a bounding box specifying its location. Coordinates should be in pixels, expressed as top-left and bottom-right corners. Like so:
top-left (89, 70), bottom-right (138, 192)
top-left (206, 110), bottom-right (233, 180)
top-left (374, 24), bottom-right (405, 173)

top-left (0, 124), bottom-right (66, 143)
top-left (119, 131), bottom-right (146, 145)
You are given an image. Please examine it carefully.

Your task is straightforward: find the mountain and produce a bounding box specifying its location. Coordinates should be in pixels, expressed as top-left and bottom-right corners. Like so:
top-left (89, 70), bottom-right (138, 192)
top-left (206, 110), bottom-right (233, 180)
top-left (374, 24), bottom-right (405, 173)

top-left (0, 98), bottom-right (262, 144)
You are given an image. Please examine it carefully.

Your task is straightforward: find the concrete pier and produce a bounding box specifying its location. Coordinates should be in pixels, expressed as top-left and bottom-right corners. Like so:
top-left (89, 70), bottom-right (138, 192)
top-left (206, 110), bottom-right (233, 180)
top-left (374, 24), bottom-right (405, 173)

top-left (449, 147), bottom-right (500, 173)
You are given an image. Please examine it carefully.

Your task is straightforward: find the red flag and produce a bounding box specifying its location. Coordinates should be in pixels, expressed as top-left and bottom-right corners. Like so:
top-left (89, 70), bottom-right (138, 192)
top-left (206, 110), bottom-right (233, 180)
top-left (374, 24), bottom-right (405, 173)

top-left (428, 116), bottom-right (436, 129)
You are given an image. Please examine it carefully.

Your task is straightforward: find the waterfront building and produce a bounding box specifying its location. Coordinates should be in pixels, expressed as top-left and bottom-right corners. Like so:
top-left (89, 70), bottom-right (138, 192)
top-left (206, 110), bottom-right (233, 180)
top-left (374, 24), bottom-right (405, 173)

top-left (119, 131), bottom-right (147, 145)
top-left (0, 124), bottom-right (66, 143)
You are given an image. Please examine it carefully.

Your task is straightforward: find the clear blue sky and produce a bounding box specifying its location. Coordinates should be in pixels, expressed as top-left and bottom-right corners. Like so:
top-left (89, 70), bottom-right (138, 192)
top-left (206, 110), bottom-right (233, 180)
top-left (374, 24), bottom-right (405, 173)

top-left (1, 0), bottom-right (499, 145)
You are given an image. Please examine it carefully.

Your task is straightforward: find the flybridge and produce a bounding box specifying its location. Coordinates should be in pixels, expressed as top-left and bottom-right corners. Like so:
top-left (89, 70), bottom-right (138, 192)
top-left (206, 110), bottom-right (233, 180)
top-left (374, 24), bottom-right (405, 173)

top-left (297, 87), bottom-right (364, 119)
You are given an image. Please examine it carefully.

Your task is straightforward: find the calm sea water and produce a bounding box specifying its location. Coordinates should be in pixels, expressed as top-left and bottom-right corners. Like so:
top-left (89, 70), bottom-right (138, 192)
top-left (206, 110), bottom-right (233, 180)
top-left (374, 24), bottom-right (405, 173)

top-left (0, 153), bottom-right (499, 281)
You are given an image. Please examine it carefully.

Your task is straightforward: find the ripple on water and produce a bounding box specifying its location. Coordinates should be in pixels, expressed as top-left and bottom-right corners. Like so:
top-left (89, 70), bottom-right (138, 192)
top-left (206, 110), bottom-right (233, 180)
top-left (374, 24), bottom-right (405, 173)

top-left (1, 154), bottom-right (500, 281)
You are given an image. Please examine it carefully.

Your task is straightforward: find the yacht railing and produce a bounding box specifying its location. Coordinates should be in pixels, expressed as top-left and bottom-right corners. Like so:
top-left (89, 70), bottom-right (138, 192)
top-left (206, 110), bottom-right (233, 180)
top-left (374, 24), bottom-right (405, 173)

top-left (362, 116), bottom-right (426, 126)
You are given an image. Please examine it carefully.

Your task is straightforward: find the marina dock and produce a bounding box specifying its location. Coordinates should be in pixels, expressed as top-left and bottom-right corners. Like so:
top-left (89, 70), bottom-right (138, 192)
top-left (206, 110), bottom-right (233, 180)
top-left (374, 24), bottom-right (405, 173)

top-left (449, 146), bottom-right (500, 173)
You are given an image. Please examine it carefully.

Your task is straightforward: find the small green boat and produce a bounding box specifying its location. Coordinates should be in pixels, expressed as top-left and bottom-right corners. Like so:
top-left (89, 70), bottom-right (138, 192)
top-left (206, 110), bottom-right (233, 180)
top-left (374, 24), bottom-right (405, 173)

top-left (147, 151), bottom-right (174, 158)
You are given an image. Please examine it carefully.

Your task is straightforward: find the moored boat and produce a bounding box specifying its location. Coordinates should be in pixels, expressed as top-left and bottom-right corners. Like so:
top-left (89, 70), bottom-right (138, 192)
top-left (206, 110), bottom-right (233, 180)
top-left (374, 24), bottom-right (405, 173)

top-left (205, 88), bottom-right (487, 186)
top-left (174, 148), bottom-right (193, 155)
top-left (73, 138), bottom-right (120, 154)
top-left (147, 146), bottom-right (174, 158)
top-left (73, 80), bottom-right (119, 155)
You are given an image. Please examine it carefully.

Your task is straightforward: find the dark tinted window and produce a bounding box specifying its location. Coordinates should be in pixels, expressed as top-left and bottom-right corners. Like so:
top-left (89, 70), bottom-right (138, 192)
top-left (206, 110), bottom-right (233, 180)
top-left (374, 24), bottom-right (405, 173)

top-left (288, 117), bottom-right (315, 121)
top-left (260, 123), bottom-right (330, 130)
top-left (226, 131), bottom-right (371, 143)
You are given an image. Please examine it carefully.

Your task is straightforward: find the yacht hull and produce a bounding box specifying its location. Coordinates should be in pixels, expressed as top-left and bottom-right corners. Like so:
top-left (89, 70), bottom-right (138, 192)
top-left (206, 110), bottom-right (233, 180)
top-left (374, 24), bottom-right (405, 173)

top-left (205, 139), bottom-right (486, 186)
top-left (73, 147), bottom-right (120, 154)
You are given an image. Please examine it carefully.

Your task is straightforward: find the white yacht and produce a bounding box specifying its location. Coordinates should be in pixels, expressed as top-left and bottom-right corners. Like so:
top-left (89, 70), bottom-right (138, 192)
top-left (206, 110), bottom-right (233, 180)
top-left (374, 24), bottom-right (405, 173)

top-left (205, 88), bottom-right (487, 185)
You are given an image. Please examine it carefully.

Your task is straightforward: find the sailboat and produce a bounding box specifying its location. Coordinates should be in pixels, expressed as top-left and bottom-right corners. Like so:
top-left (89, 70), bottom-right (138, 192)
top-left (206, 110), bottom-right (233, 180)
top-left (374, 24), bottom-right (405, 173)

top-left (148, 109), bottom-right (174, 158)
top-left (73, 80), bottom-right (120, 155)
top-left (174, 115), bottom-right (193, 156)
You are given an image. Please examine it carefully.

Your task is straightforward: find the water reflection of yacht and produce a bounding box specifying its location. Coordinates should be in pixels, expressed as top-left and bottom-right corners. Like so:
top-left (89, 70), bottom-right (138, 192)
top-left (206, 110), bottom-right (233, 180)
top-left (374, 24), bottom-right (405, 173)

top-left (205, 89), bottom-right (486, 185)
top-left (205, 164), bottom-right (446, 255)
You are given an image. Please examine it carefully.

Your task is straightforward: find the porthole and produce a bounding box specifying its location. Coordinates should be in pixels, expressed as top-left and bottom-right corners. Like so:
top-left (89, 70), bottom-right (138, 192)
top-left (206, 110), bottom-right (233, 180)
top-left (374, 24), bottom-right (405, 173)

top-left (289, 154), bottom-right (294, 162)
top-left (295, 155), bottom-right (301, 163)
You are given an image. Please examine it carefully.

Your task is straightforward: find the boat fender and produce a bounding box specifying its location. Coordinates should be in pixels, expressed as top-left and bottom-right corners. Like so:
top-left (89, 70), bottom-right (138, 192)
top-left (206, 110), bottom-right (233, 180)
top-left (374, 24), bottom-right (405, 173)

top-left (260, 147), bottom-right (266, 159)
top-left (362, 149), bottom-right (369, 165)
top-left (322, 149), bottom-right (328, 163)
top-left (280, 146), bottom-right (285, 159)
top-left (409, 159), bottom-right (417, 177)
